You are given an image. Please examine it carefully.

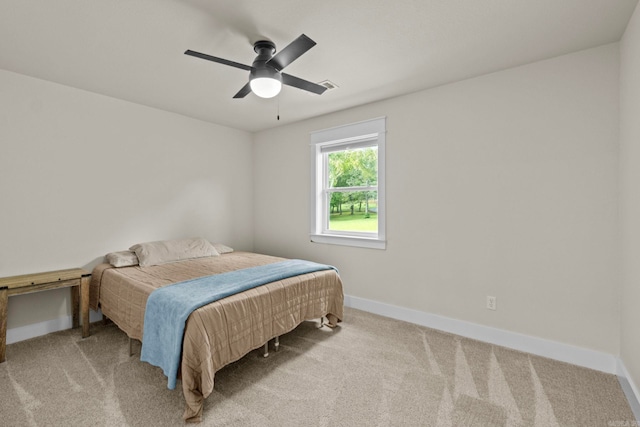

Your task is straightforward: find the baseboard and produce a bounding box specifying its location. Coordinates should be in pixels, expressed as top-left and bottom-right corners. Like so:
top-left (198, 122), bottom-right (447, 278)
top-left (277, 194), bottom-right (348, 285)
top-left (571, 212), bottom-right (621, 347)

top-left (6, 310), bottom-right (103, 345)
top-left (344, 294), bottom-right (617, 374)
top-left (617, 359), bottom-right (640, 422)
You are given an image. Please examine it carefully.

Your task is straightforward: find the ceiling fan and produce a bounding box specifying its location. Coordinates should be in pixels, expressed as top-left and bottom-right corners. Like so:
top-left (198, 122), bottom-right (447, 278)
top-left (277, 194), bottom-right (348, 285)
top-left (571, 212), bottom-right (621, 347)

top-left (185, 34), bottom-right (327, 99)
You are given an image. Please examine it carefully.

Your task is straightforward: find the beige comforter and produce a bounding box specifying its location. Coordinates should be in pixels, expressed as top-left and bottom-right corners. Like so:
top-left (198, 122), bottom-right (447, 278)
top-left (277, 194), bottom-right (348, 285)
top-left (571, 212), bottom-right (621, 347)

top-left (89, 252), bottom-right (344, 422)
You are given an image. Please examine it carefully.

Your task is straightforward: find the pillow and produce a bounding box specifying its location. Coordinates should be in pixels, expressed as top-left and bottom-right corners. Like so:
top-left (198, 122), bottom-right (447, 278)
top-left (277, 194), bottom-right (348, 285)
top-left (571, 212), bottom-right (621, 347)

top-left (130, 237), bottom-right (219, 267)
top-left (106, 250), bottom-right (139, 268)
top-left (212, 243), bottom-right (234, 254)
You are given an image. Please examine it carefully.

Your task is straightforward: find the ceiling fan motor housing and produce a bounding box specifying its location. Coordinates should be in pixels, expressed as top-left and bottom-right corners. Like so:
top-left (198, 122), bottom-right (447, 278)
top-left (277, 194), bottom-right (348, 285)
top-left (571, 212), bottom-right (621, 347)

top-left (250, 40), bottom-right (281, 82)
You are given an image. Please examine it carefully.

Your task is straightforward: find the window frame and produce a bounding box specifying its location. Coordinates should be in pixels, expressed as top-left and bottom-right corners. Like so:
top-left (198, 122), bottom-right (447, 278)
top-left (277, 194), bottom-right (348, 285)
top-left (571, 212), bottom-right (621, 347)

top-left (309, 117), bottom-right (386, 250)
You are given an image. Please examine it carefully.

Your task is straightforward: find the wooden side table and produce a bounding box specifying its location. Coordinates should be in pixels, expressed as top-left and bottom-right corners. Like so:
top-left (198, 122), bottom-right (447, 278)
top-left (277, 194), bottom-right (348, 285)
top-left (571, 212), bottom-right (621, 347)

top-left (0, 268), bottom-right (91, 363)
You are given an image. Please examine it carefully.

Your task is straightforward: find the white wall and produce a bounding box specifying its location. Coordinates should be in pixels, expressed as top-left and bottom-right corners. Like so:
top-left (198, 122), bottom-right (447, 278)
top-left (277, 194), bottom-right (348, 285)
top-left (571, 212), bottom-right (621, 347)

top-left (0, 70), bottom-right (253, 330)
top-left (253, 44), bottom-right (620, 354)
top-left (0, 38), bottom-right (625, 368)
top-left (620, 2), bottom-right (640, 397)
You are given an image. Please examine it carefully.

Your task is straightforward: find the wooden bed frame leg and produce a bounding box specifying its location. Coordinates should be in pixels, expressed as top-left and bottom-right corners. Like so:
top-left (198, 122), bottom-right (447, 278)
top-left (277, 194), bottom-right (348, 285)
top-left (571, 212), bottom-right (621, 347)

top-left (129, 337), bottom-right (134, 357)
top-left (262, 341), bottom-right (269, 358)
top-left (320, 317), bottom-right (324, 328)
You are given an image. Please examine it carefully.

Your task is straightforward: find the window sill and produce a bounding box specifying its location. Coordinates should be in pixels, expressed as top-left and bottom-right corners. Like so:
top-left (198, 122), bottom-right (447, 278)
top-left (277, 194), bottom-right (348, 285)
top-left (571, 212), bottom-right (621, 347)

top-left (310, 233), bottom-right (386, 250)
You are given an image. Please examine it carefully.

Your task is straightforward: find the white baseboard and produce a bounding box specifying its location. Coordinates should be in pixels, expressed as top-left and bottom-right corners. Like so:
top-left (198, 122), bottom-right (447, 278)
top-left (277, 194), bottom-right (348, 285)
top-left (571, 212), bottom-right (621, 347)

top-left (6, 310), bottom-right (103, 345)
top-left (344, 294), bottom-right (617, 374)
top-left (617, 359), bottom-right (640, 422)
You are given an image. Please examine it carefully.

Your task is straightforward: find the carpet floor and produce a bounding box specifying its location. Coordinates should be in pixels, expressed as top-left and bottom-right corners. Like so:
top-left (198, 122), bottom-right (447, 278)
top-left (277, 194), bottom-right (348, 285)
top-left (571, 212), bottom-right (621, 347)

top-left (0, 307), bottom-right (635, 426)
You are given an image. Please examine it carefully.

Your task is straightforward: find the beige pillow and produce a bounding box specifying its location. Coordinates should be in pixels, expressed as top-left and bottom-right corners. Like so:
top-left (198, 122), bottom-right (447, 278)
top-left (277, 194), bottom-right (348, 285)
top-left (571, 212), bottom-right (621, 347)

top-left (212, 243), bottom-right (234, 254)
top-left (106, 250), bottom-right (139, 267)
top-left (130, 237), bottom-right (219, 267)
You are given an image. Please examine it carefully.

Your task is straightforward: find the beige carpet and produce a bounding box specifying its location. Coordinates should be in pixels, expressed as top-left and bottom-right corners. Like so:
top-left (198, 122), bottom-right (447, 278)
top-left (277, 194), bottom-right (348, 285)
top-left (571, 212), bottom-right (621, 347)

top-left (0, 307), bottom-right (635, 426)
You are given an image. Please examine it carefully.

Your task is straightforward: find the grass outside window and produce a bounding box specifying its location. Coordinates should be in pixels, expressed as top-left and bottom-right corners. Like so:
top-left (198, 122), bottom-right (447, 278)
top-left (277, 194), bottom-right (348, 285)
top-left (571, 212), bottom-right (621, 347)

top-left (328, 202), bottom-right (378, 232)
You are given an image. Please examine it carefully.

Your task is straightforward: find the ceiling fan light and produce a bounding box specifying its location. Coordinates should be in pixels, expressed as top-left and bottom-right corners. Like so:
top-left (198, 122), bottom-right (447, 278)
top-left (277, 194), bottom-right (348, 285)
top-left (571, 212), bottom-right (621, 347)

top-left (250, 77), bottom-right (282, 98)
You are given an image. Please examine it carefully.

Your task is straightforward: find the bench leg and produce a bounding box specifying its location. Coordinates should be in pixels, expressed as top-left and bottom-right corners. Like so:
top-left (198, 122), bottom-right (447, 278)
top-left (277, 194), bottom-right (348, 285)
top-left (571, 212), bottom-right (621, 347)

top-left (0, 286), bottom-right (7, 363)
top-left (80, 275), bottom-right (90, 338)
top-left (70, 286), bottom-right (80, 329)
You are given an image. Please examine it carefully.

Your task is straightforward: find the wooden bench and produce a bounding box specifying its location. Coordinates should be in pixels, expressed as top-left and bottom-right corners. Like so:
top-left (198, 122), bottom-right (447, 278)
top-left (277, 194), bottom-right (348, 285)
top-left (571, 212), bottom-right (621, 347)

top-left (0, 268), bottom-right (91, 363)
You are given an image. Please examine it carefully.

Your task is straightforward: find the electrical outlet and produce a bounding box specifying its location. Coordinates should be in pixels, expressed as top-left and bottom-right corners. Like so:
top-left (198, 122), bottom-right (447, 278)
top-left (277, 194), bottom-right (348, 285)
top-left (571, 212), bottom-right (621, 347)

top-left (486, 296), bottom-right (497, 311)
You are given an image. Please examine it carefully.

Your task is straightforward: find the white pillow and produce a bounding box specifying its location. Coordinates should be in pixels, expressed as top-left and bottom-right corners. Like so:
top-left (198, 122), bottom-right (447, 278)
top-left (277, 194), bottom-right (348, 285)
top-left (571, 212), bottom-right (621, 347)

top-left (130, 237), bottom-right (219, 267)
top-left (106, 250), bottom-right (139, 267)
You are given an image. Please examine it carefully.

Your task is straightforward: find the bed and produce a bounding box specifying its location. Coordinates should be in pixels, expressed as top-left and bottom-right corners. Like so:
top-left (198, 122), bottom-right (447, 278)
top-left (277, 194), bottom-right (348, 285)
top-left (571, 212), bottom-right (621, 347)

top-left (89, 245), bottom-right (344, 423)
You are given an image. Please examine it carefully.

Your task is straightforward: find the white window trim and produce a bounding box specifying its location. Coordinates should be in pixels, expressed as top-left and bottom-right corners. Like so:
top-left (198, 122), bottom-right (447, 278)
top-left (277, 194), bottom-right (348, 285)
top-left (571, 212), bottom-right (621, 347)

top-left (310, 117), bottom-right (386, 250)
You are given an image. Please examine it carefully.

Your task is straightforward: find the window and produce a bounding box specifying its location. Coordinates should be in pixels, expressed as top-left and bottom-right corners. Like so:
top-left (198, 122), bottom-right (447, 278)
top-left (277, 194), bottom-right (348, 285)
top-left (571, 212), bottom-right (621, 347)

top-left (310, 117), bottom-right (386, 249)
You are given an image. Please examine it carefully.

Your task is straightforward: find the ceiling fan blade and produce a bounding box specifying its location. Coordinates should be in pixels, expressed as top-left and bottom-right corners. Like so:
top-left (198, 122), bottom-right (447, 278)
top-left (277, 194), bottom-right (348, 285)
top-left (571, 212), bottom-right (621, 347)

top-left (281, 73), bottom-right (327, 95)
top-left (184, 50), bottom-right (252, 71)
top-left (267, 34), bottom-right (316, 71)
top-left (233, 82), bottom-right (252, 99)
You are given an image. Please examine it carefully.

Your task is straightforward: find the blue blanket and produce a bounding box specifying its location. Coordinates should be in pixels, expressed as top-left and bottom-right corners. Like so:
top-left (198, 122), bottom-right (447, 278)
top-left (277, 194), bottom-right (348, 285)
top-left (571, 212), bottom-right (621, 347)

top-left (140, 259), bottom-right (336, 389)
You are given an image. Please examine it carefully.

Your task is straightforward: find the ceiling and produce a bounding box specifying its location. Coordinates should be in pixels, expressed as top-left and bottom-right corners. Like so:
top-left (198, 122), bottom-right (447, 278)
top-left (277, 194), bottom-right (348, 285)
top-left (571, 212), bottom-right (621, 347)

top-left (1, 0), bottom-right (637, 133)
